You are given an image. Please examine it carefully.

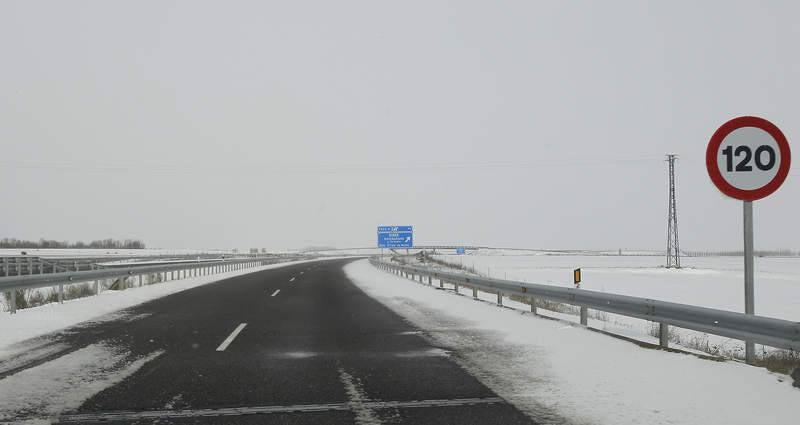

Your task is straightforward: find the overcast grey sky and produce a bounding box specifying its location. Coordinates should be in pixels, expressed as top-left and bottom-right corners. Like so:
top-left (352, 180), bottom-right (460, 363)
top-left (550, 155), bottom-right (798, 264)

top-left (1, 1), bottom-right (798, 251)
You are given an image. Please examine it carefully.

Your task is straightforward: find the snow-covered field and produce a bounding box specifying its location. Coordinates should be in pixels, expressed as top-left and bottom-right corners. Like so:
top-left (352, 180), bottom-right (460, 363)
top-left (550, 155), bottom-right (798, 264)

top-left (0, 248), bottom-right (234, 258)
top-left (430, 253), bottom-right (800, 358)
top-left (346, 259), bottom-right (799, 425)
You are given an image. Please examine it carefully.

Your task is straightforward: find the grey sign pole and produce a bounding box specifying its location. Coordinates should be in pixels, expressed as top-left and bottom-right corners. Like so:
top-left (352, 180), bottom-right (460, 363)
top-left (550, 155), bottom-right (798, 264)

top-left (743, 201), bottom-right (755, 364)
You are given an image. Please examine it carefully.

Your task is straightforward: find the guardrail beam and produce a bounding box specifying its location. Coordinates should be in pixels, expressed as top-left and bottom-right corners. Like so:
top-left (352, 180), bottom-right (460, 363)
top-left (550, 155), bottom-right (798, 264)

top-left (1, 256), bottom-right (296, 313)
top-left (370, 258), bottom-right (800, 353)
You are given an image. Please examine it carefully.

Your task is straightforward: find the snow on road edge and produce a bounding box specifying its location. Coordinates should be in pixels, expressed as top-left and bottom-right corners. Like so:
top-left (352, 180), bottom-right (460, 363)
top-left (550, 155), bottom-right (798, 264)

top-left (344, 259), bottom-right (798, 425)
top-left (0, 343), bottom-right (163, 423)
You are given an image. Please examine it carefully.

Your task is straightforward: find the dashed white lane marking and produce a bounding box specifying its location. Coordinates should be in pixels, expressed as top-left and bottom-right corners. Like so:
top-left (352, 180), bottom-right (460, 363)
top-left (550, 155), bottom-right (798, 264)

top-left (215, 323), bottom-right (247, 352)
top-left (289, 277), bottom-right (296, 282)
top-left (271, 289), bottom-right (281, 297)
top-left (58, 398), bottom-right (505, 422)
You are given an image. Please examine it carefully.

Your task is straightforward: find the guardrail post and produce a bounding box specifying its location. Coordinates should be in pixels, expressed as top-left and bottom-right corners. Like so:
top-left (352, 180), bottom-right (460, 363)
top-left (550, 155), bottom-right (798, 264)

top-left (454, 282), bottom-right (459, 293)
top-left (439, 279), bottom-right (444, 289)
top-left (530, 297), bottom-right (537, 314)
top-left (427, 276), bottom-right (432, 285)
top-left (58, 283), bottom-right (64, 303)
top-left (580, 306), bottom-right (588, 325)
top-left (659, 323), bottom-right (669, 348)
top-left (497, 292), bottom-right (503, 306)
top-left (472, 287), bottom-right (478, 299)
top-left (91, 265), bottom-right (100, 295)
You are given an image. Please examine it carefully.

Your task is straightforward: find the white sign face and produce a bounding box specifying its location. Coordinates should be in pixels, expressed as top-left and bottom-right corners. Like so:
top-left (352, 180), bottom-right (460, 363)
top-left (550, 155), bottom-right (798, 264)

top-left (715, 126), bottom-right (781, 191)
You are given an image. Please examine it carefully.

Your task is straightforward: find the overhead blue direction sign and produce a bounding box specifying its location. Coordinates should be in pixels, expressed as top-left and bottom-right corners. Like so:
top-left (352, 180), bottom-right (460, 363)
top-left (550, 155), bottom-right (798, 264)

top-left (377, 226), bottom-right (413, 248)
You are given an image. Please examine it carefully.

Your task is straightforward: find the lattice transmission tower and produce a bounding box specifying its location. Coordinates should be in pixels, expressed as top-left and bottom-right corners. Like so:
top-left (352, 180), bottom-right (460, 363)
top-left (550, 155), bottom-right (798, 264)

top-left (666, 154), bottom-right (680, 268)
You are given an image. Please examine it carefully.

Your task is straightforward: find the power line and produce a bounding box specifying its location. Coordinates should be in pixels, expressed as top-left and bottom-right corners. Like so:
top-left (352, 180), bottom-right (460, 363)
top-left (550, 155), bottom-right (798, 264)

top-left (0, 155), bottom-right (669, 175)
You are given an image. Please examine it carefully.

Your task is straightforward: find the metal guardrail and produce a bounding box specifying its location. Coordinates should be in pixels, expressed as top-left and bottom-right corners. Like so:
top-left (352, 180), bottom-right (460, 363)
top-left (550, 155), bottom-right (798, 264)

top-left (0, 252), bottom-right (282, 276)
top-left (1, 256), bottom-right (302, 314)
top-left (372, 259), bottom-right (800, 353)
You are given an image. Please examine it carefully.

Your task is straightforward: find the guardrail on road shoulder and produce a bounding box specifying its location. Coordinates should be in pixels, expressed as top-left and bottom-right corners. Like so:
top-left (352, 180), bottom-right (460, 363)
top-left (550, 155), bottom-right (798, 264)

top-left (371, 258), bottom-right (800, 355)
top-left (1, 256), bottom-right (301, 314)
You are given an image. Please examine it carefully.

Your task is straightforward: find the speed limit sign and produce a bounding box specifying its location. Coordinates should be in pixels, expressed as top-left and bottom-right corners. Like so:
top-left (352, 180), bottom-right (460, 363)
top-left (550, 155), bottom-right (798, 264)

top-left (706, 116), bottom-right (791, 200)
top-left (705, 115), bottom-right (791, 365)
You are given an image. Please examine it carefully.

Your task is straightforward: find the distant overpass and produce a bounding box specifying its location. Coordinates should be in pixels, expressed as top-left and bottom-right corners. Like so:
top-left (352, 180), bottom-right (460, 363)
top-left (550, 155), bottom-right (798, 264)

top-left (300, 246), bottom-right (490, 253)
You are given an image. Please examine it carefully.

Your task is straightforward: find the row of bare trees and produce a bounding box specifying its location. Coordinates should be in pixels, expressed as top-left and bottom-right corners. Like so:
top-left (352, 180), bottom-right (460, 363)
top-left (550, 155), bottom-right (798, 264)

top-left (0, 238), bottom-right (146, 249)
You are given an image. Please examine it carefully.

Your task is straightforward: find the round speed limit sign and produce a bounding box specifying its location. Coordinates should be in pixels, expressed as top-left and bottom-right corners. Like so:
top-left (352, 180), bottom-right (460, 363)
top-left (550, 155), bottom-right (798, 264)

top-left (706, 116), bottom-right (791, 201)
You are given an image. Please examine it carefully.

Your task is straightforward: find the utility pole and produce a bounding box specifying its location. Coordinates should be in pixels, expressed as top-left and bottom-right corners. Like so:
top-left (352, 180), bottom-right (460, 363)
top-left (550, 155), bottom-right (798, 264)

top-left (666, 154), bottom-right (680, 268)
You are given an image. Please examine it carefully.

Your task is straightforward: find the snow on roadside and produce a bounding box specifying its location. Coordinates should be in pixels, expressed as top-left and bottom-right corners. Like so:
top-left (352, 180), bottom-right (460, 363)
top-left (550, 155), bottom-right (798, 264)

top-left (0, 258), bottom-right (332, 354)
top-left (345, 259), bottom-right (798, 425)
top-left (0, 342), bottom-right (163, 423)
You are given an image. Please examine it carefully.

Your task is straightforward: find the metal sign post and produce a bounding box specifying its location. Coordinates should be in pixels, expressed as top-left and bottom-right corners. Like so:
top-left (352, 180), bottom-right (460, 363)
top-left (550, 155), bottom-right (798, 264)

top-left (706, 116), bottom-right (791, 365)
top-left (743, 201), bottom-right (755, 363)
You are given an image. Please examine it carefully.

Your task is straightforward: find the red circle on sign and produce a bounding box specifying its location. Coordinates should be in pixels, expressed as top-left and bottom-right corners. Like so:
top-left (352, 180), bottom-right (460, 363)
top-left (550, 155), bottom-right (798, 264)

top-left (706, 116), bottom-right (791, 201)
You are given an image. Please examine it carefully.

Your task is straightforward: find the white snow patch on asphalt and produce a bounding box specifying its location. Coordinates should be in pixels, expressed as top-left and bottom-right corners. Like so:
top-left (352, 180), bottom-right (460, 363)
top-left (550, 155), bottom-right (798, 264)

top-left (344, 259), bottom-right (799, 425)
top-left (0, 258), bottom-right (339, 354)
top-left (0, 343), bottom-right (163, 423)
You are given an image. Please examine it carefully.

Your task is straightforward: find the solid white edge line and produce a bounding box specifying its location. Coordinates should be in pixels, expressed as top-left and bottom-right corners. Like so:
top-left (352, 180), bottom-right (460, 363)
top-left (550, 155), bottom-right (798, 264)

top-left (215, 323), bottom-right (247, 352)
top-left (271, 289), bottom-right (281, 297)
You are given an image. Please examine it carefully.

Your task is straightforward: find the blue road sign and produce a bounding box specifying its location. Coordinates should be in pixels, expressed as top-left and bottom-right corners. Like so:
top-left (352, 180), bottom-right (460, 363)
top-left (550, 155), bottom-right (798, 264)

top-left (456, 247), bottom-right (466, 255)
top-left (377, 226), bottom-right (413, 248)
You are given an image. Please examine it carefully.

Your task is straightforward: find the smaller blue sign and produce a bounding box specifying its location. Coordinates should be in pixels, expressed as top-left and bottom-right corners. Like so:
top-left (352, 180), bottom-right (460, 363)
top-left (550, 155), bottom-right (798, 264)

top-left (456, 247), bottom-right (466, 255)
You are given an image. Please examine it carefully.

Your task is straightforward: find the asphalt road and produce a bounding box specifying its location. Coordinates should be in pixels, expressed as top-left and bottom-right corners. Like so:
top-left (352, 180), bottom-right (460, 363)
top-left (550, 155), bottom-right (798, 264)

top-left (10, 259), bottom-right (536, 424)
